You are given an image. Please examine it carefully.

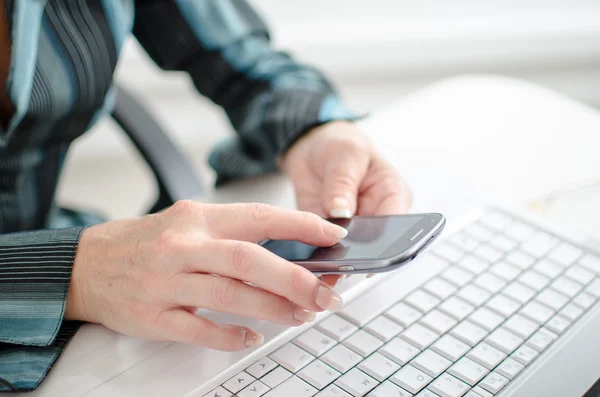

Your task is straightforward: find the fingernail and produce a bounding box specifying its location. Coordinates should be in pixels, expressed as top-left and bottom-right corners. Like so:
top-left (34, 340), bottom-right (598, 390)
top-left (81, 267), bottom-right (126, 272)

top-left (293, 305), bottom-right (317, 323)
top-left (330, 197), bottom-right (352, 219)
top-left (244, 331), bottom-right (264, 348)
top-left (366, 273), bottom-right (375, 279)
top-left (315, 286), bottom-right (344, 312)
top-left (324, 223), bottom-right (348, 239)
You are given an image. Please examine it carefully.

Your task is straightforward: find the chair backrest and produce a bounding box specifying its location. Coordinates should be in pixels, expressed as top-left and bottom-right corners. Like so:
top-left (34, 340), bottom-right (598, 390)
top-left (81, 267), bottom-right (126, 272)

top-left (110, 86), bottom-right (204, 214)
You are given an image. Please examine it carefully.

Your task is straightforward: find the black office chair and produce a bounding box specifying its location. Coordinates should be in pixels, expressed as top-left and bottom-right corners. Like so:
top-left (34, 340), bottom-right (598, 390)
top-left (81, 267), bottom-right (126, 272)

top-left (110, 86), bottom-right (204, 214)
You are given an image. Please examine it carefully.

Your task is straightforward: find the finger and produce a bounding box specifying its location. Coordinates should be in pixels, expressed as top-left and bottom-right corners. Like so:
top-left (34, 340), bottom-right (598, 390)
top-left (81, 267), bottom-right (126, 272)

top-left (321, 274), bottom-right (343, 288)
top-left (202, 203), bottom-right (347, 244)
top-left (184, 239), bottom-right (344, 313)
top-left (357, 158), bottom-right (412, 215)
top-left (156, 309), bottom-right (263, 351)
top-left (322, 145), bottom-right (370, 219)
top-left (171, 274), bottom-right (316, 325)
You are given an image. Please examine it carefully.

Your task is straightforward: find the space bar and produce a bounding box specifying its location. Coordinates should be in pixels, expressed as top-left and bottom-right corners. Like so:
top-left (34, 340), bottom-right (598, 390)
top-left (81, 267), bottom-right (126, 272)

top-left (501, 304), bottom-right (600, 397)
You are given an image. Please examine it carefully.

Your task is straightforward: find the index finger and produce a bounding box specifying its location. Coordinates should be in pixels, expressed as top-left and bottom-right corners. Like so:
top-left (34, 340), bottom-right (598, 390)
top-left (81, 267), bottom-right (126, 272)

top-left (202, 203), bottom-right (348, 245)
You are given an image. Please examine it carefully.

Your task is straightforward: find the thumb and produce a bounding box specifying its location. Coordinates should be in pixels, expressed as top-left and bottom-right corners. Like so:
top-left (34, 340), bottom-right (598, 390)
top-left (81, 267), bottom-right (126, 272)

top-left (323, 152), bottom-right (369, 218)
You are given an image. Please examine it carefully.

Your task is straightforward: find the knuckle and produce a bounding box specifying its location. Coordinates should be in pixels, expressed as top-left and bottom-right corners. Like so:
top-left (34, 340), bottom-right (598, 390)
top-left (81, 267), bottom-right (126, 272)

top-left (287, 265), bottom-right (311, 296)
top-left (247, 203), bottom-right (273, 223)
top-left (266, 294), bottom-right (287, 321)
top-left (168, 200), bottom-right (200, 216)
top-left (230, 242), bottom-right (256, 273)
top-left (209, 278), bottom-right (239, 310)
top-left (332, 172), bottom-right (359, 189)
top-left (379, 174), bottom-right (403, 195)
top-left (154, 229), bottom-right (181, 250)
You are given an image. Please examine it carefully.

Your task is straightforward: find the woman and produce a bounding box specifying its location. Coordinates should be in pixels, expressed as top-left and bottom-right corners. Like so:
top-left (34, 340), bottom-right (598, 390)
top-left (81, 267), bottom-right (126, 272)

top-left (0, 0), bottom-right (411, 391)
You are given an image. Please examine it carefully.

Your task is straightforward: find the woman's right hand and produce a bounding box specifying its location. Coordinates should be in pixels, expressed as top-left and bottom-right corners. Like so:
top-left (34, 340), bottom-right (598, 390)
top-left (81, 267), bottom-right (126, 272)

top-left (65, 200), bottom-right (347, 351)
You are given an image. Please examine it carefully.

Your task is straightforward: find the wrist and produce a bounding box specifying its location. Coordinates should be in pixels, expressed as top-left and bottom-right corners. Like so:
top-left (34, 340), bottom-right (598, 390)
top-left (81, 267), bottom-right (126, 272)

top-left (65, 227), bottom-right (93, 322)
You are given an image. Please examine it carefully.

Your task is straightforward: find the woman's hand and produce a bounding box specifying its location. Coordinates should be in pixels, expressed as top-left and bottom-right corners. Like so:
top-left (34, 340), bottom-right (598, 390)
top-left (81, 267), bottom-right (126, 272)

top-left (280, 121), bottom-right (413, 284)
top-left (65, 201), bottom-right (347, 351)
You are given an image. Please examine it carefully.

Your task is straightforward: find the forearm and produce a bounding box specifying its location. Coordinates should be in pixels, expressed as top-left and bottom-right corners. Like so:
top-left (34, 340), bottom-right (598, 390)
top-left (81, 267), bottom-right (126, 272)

top-left (0, 227), bottom-right (84, 392)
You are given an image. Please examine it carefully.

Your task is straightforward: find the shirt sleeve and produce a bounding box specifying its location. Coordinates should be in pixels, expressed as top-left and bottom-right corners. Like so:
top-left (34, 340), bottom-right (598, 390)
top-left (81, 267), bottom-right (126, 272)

top-left (0, 227), bottom-right (84, 392)
top-left (132, 0), bottom-right (360, 184)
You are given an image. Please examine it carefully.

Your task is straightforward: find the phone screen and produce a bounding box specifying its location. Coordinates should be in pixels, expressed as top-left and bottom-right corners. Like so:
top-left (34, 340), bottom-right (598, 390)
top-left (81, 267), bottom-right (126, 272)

top-left (261, 215), bottom-right (424, 261)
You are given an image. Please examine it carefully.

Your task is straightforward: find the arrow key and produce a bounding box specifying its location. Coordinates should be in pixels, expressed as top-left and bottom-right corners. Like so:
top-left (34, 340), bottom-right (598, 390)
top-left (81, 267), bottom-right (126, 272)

top-left (247, 357), bottom-right (278, 378)
top-left (202, 386), bottom-right (232, 397)
top-left (238, 381), bottom-right (270, 397)
top-left (223, 371), bottom-right (256, 393)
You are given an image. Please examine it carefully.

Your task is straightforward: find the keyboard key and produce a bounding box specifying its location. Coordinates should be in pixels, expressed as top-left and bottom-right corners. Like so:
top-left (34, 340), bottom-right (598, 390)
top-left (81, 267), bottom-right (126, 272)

top-left (469, 308), bottom-right (504, 332)
top-left (490, 262), bottom-right (520, 281)
top-left (526, 328), bottom-right (557, 352)
top-left (434, 242), bottom-right (466, 263)
top-left (358, 352), bottom-right (400, 382)
top-left (298, 360), bottom-right (341, 390)
top-left (520, 301), bottom-right (555, 325)
top-left (485, 328), bottom-right (523, 354)
top-left (442, 267), bottom-right (474, 287)
top-left (263, 376), bottom-right (316, 397)
top-left (489, 235), bottom-right (518, 252)
top-left (421, 310), bottom-right (458, 334)
top-left (533, 259), bottom-right (563, 279)
top-left (317, 315), bottom-right (358, 341)
top-left (316, 385), bottom-right (352, 397)
top-left (473, 273), bottom-right (506, 294)
top-left (417, 389), bottom-right (442, 397)
top-left (450, 321), bottom-right (487, 346)
top-left (511, 345), bottom-right (538, 366)
top-left (566, 266), bottom-right (595, 285)
top-left (406, 290), bottom-right (441, 313)
top-left (432, 335), bottom-right (471, 362)
top-left (340, 296), bottom-right (383, 327)
top-left (368, 381), bottom-right (412, 397)
top-left (486, 294), bottom-right (520, 317)
top-left (535, 289), bottom-right (568, 311)
top-left (343, 330), bottom-right (384, 357)
top-left (412, 350), bottom-right (452, 378)
top-left (379, 338), bottom-right (420, 365)
top-left (503, 282), bottom-right (536, 304)
top-left (479, 212), bottom-right (513, 231)
top-left (448, 357), bottom-right (489, 386)
top-left (519, 270), bottom-right (550, 290)
top-left (335, 368), bottom-right (378, 396)
top-left (386, 302), bottom-right (423, 327)
top-left (471, 387), bottom-right (493, 397)
top-left (504, 222), bottom-right (535, 241)
top-left (572, 292), bottom-right (596, 309)
top-left (429, 373), bottom-right (470, 397)
top-left (391, 365), bottom-right (433, 394)
top-left (439, 297), bottom-right (475, 321)
top-left (270, 344), bottom-right (315, 373)
top-left (456, 285), bottom-right (491, 307)
top-left (294, 329), bottom-right (337, 357)
top-left (580, 254), bottom-right (600, 273)
top-left (459, 255), bottom-right (489, 275)
top-left (425, 278), bottom-right (459, 300)
top-left (466, 223), bottom-right (495, 241)
top-left (503, 314), bottom-right (539, 339)
top-left (261, 367), bottom-right (292, 388)
top-left (224, 372), bottom-right (256, 393)
top-left (505, 251), bottom-right (536, 270)
top-left (204, 387), bottom-right (232, 397)
top-left (551, 277), bottom-right (583, 297)
top-left (238, 381), bottom-right (270, 397)
top-left (449, 233), bottom-right (481, 252)
top-left (496, 358), bottom-right (524, 380)
top-left (467, 342), bottom-right (506, 370)
top-left (479, 372), bottom-right (509, 394)
top-left (548, 242), bottom-right (582, 266)
top-left (586, 279), bottom-right (600, 298)
top-left (246, 358), bottom-right (278, 379)
top-left (546, 315), bottom-right (570, 334)
top-left (474, 245), bottom-right (503, 264)
top-left (366, 316), bottom-right (404, 341)
top-left (560, 303), bottom-right (584, 321)
top-left (521, 233), bottom-right (559, 258)
top-left (321, 344), bottom-right (362, 374)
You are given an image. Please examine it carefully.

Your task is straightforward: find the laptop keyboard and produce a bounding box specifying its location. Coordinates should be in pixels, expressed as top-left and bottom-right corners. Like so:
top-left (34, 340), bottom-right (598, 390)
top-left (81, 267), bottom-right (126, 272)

top-left (204, 210), bottom-right (600, 397)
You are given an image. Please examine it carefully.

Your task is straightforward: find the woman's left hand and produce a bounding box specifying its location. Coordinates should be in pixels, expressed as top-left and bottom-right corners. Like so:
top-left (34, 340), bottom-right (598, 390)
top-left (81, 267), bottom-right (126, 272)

top-left (280, 121), bottom-right (413, 286)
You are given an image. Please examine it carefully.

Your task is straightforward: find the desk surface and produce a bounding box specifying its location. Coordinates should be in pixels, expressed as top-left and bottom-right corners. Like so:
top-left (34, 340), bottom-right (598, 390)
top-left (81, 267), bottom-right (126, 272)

top-left (21, 75), bottom-right (600, 397)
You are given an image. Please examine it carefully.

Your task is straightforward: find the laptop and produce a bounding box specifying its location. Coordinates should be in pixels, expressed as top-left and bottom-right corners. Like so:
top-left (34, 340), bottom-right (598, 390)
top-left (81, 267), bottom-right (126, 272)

top-left (190, 206), bottom-right (600, 397)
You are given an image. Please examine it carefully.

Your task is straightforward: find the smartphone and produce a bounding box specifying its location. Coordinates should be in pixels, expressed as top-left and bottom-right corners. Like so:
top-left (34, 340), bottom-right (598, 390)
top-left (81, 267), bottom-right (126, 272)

top-left (259, 213), bottom-right (446, 274)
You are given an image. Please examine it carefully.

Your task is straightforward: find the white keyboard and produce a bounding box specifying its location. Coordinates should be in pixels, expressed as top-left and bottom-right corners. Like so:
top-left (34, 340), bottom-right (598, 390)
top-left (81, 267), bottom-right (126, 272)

top-left (203, 210), bottom-right (600, 397)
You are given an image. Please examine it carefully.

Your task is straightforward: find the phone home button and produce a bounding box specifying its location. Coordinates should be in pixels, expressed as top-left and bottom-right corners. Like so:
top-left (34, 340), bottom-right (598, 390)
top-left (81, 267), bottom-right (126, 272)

top-left (338, 265), bottom-right (355, 272)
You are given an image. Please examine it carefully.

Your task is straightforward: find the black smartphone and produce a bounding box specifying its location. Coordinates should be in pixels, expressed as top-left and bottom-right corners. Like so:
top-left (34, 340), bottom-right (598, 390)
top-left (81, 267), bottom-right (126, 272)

top-left (259, 213), bottom-right (446, 274)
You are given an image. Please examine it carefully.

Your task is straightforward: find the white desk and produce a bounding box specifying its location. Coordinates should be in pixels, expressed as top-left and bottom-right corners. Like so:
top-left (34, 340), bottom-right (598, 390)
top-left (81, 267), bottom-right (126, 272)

top-left (21, 75), bottom-right (600, 397)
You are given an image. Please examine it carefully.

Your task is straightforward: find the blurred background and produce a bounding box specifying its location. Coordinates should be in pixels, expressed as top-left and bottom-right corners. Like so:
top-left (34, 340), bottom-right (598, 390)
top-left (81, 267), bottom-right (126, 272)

top-left (58, 0), bottom-right (600, 220)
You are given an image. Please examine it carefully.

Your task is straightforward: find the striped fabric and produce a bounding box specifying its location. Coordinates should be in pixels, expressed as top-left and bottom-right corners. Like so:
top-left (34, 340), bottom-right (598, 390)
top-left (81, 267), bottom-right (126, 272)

top-left (0, 0), bottom-right (356, 391)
